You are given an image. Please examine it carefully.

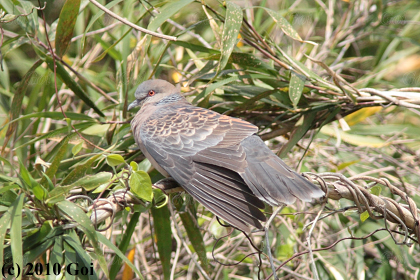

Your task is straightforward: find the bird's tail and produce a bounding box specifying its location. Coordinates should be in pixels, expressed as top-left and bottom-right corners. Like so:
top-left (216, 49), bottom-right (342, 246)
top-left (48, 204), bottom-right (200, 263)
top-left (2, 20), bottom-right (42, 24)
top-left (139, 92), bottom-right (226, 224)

top-left (240, 135), bottom-right (324, 206)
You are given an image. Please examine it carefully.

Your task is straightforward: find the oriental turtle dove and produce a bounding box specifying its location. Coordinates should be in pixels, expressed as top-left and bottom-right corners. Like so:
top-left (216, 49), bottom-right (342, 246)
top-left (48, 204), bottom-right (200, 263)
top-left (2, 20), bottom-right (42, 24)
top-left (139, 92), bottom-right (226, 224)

top-left (129, 79), bottom-right (324, 232)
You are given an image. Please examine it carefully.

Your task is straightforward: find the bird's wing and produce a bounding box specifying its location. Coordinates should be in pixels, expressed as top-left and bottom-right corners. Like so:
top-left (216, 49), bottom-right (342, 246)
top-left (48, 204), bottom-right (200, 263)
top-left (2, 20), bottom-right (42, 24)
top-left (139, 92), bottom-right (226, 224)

top-left (141, 105), bottom-right (266, 231)
top-left (239, 135), bottom-right (325, 205)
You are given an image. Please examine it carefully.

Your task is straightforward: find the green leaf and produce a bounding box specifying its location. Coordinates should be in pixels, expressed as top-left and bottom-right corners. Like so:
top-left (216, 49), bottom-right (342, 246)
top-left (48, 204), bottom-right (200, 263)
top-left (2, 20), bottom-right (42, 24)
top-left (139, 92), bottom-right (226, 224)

top-left (277, 243), bottom-right (295, 260)
top-left (1, 112), bottom-right (96, 131)
top-left (47, 172), bottom-right (113, 203)
top-left (151, 205), bottom-right (172, 280)
top-left (47, 236), bottom-right (63, 280)
top-left (72, 141), bottom-right (83, 156)
top-left (55, 0), bottom-right (81, 57)
top-left (14, 122), bottom-right (94, 150)
top-left (147, 0), bottom-right (194, 32)
top-left (153, 189), bottom-right (168, 208)
top-left (129, 171), bottom-right (153, 201)
top-left (63, 235), bottom-right (98, 280)
top-left (106, 154), bottom-right (125, 167)
top-left (44, 56), bottom-right (105, 117)
top-left (264, 8), bottom-right (303, 42)
top-left (137, 158), bottom-right (151, 172)
top-left (130, 161), bottom-right (138, 171)
top-left (97, 232), bottom-right (144, 279)
top-left (232, 88), bottom-right (280, 112)
top-left (195, 75), bottom-right (239, 107)
top-left (10, 194), bottom-right (24, 280)
top-left (336, 160), bottom-right (360, 171)
top-left (41, 171), bottom-right (55, 191)
top-left (207, 52), bottom-right (274, 71)
top-left (109, 212), bottom-right (140, 279)
top-left (71, 172), bottom-right (113, 191)
top-left (278, 111), bottom-right (316, 157)
top-left (0, 156), bottom-right (12, 168)
top-left (320, 126), bottom-right (387, 148)
top-left (3, 226), bottom-right (64, 271)
top-left (370, 186), bottom-right (382, 196)
top-left (83, 0), bottom-right (122, 45)
top-left (82, 124), bottom-right (110, 136)
top-left (19, 158), bottom-right (34, 189)
top-left (92, 30), bottom-right (127, 63)
top-left (289, 72), bottom-right (305, 108)
top-left (40, 136), bottom-right (70, 187)
top-left (2, 60), bottom-right (42, 149)
top-left (64, 239), bottom-right (77, 280)
top-left (217, 2), bottom-right (243, 73)
top-left (57, 200), bottom-right (109, 278)
top-left (173, 196), bottom-right (209, 272)
top-left (0, 206), bottom-right (12, 269)
top-left (171, 40), bottom-right (219, 54)
top-left (360, 210), bottom-right (369, 222)
top-left (21, 237), bottom-right (55, 267)
top-left (33, 184), bottom-right (47, 200)
top-left (62, 154), bottom-right (102, 186)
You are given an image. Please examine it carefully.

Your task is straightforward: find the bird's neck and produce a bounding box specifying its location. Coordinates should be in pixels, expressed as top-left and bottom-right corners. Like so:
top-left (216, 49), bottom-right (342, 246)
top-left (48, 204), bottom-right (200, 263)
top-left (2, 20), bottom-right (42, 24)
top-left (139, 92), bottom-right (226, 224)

top-left (155, 93), bottom-right (188, 105)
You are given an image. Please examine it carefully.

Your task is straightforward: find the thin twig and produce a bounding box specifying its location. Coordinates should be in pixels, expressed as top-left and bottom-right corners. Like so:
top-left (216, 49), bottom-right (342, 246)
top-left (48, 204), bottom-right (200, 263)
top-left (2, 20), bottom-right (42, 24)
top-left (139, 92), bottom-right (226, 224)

top-left (88, 0), bottom-right (177, 41)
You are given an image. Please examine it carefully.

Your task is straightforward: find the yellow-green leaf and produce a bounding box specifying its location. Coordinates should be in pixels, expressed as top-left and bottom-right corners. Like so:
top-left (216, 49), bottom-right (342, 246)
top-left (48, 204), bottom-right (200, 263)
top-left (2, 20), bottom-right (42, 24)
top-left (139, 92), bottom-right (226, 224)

top-left (370, 186), bottom-right (382, 196)
top-left (344, 107), bottom-right (383, 126)
top-left (360, 210), bottom-right (369, 222)
top-left (69, 172), bottom-right (112, 191)
top-left (130, 161), bottom-right (138, 171)
top-left (321, 125), bottom-right (388, 148)
top-left (152, 189), bottom-right (168, 209)
top-left (106, 154), bottom-right (125, 167)
top-left (71, 141), bottom-right (83, 157)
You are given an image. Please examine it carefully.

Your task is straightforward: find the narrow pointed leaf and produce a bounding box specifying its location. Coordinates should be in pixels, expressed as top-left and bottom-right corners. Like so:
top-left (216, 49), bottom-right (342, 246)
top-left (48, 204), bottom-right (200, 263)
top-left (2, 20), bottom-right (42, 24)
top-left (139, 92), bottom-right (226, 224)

top-left (10, 194), bottom-right (24, 280)
top-left (62, 154), bottom-right (102, 185)
top-left (289, 72), bottom-right (305, 108)
top-left (109, 212), bottom-right (140, 279)
top-left (218, 2), bottom-right (243, 72)
top-left (47, 236), bottom-right (63, 280)
top-left (0, 207), bottom-right (12, 268)
top-left (147, 0), bottom-right (194, 32)
top-left (13, 122), bottom-right (95, 150)
top-left (97, 232), bottom-right (144, 280)
top-left (2, 60), bottom-right (42, 150)
top-left (151, 205), bottom-right (172, 280)
top-left (279, 111), bottom-right (317, 157)
top-left (63, 235), bottom-right (98, 280)
top-left (173, 196), bottom-right (209, 272)
top-left (57, 200), bottom-right (109, 278)
top-left (44, 57), bottom-right (105, 117)
top-left (40, 136), bottom-right (70, 187)
top-left (72, 141), bottom-right (83, 156)
top-left (265, 8), bottom-right (303, 42)
top-left (55, 0), bottom-right (81, 57)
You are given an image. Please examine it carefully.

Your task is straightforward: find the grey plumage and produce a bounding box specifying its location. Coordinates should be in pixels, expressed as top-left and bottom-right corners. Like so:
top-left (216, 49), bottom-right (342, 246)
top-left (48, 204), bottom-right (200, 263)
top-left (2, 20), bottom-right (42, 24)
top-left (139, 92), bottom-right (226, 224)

top-left (129, 79), bottom-right (324, 232)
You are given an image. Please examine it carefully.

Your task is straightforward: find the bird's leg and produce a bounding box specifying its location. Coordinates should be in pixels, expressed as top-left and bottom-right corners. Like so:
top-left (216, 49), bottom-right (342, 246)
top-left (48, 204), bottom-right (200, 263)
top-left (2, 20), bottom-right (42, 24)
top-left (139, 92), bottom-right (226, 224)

top-left (153, 177), bottom-right (184, 194)
top-left (264, 205), bottom-right (285, 280)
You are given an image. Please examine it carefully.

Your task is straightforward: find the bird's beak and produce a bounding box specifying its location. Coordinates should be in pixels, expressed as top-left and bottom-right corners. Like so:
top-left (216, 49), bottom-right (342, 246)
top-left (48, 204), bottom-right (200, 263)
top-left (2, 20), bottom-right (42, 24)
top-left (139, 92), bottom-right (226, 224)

top-left (128, 99), bottom-right (140, 111)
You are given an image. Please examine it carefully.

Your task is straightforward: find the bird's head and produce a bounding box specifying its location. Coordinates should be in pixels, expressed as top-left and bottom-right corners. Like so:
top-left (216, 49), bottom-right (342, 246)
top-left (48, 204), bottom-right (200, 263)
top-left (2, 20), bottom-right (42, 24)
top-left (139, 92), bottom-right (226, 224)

top-left (128, 79), bottom-right (180, 110)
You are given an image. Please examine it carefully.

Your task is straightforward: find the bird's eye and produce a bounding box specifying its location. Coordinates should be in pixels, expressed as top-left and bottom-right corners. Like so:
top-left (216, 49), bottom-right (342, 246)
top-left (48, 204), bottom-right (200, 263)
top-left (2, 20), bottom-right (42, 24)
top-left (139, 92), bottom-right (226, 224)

top-left (148, 90), bottom-right (156, 96)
